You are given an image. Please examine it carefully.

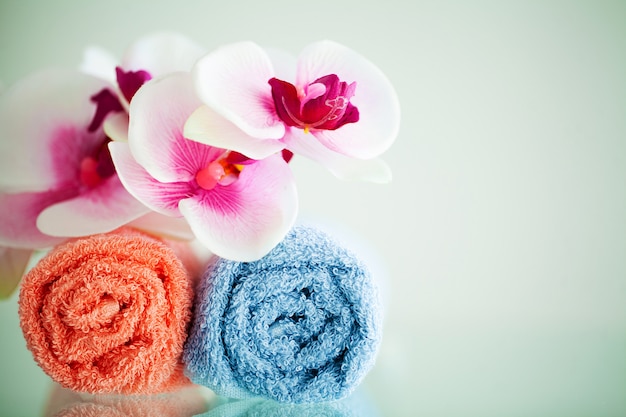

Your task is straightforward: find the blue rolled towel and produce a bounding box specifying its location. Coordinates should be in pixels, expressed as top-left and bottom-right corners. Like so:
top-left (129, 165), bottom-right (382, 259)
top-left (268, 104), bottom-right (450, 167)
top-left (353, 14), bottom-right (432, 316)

top-left (183, 225), bottom-right (383, 403)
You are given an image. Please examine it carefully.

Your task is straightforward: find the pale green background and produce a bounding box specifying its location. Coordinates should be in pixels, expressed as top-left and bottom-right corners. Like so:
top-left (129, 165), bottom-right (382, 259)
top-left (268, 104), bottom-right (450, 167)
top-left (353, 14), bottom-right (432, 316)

top-left (1, 0), bottom-right (625, 416)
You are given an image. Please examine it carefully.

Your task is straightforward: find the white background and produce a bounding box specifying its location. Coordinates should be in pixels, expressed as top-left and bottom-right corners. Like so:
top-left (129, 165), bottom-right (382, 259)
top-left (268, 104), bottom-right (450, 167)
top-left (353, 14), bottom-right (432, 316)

top-left (1, 1), bottom-right (625, 416)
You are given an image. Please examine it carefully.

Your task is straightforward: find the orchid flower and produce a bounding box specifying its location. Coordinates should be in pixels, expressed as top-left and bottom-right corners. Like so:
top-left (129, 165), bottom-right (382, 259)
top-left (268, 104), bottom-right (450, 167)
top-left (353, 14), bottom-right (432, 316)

top-left (109, 72), bottom-right (298, 262)
top-left (78, 31), bottom-right (209, 241)
top-left (184, 40), bottom-right (400, 182)
top-left (0, 33), bottom-right (206, 283)
top-left (80, 31), bottom-right (208, 143)
top-left (0, 69), bottom-right (150, 250)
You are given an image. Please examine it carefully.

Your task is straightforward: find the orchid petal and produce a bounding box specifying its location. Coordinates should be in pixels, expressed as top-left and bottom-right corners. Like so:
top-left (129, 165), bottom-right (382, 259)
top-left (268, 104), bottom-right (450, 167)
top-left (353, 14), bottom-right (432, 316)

top-left (193, 41), bottom-right (284, 139)
top-left (0, 69), bottom-right (110, 193)
top-left (127, 72), bottom-right (222, 183)
top-left (184, 105), bottom-right (285, 160)
top-left (127, 212), bottom-right (195, 241)
top-left (36, 175), bottom-right (149, 237)
top-left (103, 111), bottom-right (129, 142)
top-left (80, 45), bottom-right (118, 84)
top-left (265, 46), bottom-right (297, 82)
top-left (0, 246), bottom-right (33, 299)
top-left (296, 41), bottom-right (400, 159)
top-left (178, 154), bottom-right (298, 261)
top-left (284, 129), bottom-right (392, 183)
top-left (122, 31), bottom-right (207, 77)
top-left (0, 191), bottom-right (70, 249)
top-left (109, 142), bottom-right (194, 217)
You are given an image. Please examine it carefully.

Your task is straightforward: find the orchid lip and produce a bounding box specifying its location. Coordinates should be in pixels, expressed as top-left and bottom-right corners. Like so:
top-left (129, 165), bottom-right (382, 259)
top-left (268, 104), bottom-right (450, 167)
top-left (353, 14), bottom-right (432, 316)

top-left (269, 74), bottom-right (359, 133)
top-left (79, 138), bottom-right (116, 189)
top-left (116, 67), bottom-right (152, 104)
top-left (87, 67), bottom-right (152, 133)
top-left (195, 152), bottom-right (246, 190)
top-left (280, 95), bottom-right (348, 132)
top-left (88, 89), bottom-right (124, 132)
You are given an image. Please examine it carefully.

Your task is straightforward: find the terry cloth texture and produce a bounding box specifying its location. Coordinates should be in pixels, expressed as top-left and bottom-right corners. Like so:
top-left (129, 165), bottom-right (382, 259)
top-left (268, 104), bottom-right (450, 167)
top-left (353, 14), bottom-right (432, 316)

top-left (45, 384), bottom-right (208, 417)
top-left (19, 229), bottom-right (194, 394)
top-left (183, 225), bottom-right (383, 403)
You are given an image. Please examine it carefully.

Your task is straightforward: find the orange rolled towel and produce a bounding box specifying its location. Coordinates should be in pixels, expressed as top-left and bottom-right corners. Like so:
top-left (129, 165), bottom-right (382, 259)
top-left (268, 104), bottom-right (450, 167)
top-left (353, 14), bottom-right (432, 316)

top-left (19, 229), bottom-right (195, 394)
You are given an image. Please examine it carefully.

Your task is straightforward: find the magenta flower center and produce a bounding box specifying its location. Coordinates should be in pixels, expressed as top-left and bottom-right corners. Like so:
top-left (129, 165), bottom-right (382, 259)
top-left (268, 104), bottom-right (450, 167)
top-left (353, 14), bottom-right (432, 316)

top-left (88, 67), bottom-right (152, 132)
top-left (115, 67), bottom-right (152, 104)
top-left (81, 68), bottom-right (152, 188)
top-left (79, 139), bottom-right (115, 188)
top-left (195, 152), bottom-right (248, 191)
top-left (268, 74), bottom-right (359, 133)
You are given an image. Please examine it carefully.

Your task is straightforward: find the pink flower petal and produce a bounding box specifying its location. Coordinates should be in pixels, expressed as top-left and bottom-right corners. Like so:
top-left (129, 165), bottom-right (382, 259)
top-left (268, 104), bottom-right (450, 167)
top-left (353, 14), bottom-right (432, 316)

top-left (0, 246), bottom-right (33, 299)
top-left (184, 105), bottom-right (286, 160)
top-left (36, 175), bottom-right (150, 237)
top-left (296, 41), bottom-right (400, 159)
top-left (0, 69), bottom-right (110, 193)
top-left (121, 31), bottom-right (207, 77)
top-left (127, 72), bottom-right (222, 183)
top-left (0, 191), bottom-right (71, 249)
top-left (178, 154), bottom-right (298, 261)
top-left (284, 129), bottom-right (392, 183)
top-left (109, 142), bottom-right (195, 217)
top-left (193, 41), bottom-right (285, 139)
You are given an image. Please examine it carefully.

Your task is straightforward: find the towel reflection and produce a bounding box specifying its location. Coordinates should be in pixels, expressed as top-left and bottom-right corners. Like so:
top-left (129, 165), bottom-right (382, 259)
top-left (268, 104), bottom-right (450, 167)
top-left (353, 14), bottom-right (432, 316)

top-left (43, 383), bottom-right (210, 417)
top-left (43, 383), bottom-right (377, 417)
top-left (198, 390), bottom-right (379, 417)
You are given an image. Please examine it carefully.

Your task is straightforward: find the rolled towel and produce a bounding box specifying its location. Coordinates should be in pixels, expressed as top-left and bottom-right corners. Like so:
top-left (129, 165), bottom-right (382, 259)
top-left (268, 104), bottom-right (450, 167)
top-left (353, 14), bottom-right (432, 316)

top-left (19, 229), bottom-right (195, 394)
top-left (184, 225), bottom-right (383, 403)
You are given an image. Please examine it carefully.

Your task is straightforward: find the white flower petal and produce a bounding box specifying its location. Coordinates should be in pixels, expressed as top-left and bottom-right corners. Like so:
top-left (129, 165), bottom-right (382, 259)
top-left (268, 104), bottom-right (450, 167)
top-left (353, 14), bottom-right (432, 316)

top-left (122, 31), bottom-right (207, 76)
top-left (285, 129), bottom-right (392, 183)
top-left (184, 105), bottom-right (285, 160)
top-left (36, 175), bottom-right (149, 237)
top-left (179, 154), bottom-right (298, 261)
top-left (265, 46), bottom-right (297, 81)
top-left (80, 45), bottom-right (119, 83)
top-left (297, 40), bottom-right (400, 159)
top-left (193, 41), bottom-right (284, 139)
top-left (109, 142), bottom-right (193, 217)
top-left (127, 72), bottom-right (220, 183)
top-left (0, 191), bottom-right (69, 249)
top-left (0, 69), bottom-right (110, 193)
top-left (103, 111), bottom-right (129, 142)
top-left (127, 212), bottom-right (195, 241)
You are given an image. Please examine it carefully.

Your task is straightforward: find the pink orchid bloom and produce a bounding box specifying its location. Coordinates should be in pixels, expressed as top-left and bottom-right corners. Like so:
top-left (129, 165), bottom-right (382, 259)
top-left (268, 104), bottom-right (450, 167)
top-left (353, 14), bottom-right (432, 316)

top-left (79, 32), bottom-right (210, 242)
top-left (109, 72), bottom-right (298, 262)
top-left (0, 69), bottom-right (150, 250)
top-left (184, 40), bottom-right (400, 182)
top-left (80, 31), bottom-right (208, 143)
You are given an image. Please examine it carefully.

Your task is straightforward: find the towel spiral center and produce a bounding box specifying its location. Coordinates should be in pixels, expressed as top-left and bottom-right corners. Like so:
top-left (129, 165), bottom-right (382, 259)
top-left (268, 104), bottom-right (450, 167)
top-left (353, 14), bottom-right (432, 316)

top-left (61, 293), bottom-right (121, 332)
top-left (88, 294), bottom-right (120, 324)
top-left (221, 266), bottom-right (357, 399)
